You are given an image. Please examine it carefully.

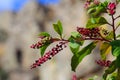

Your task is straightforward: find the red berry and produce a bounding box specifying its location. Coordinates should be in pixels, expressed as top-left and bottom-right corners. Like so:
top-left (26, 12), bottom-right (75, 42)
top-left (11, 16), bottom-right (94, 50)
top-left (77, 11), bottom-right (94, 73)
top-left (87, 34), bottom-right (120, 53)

top-left (31, 41), bottom-right (67, 69)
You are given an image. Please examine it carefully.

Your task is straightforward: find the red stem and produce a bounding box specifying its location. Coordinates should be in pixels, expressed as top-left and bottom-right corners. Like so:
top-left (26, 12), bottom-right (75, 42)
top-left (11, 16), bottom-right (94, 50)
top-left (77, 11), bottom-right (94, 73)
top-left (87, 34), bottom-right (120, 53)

top-left (114, 15), bottom-right (120, 20)
top-left (112, 15), bottom-right (116, 40)
top-left (83, 38), bottom-right (111, 42)
top-left (51, 38), bottom-right (69, 42)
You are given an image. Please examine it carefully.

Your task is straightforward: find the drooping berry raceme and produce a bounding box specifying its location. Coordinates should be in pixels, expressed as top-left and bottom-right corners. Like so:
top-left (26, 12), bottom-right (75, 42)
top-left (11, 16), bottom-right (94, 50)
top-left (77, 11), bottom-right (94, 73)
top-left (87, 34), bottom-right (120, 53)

top-left (31, 41), bottom-right (68, 69)
top-left (77, 27), bottom-right (100, 38)
top-left (95, 59), bottom-right (111, 67)
top-left (30, 37), bottom-right (51, 49)
top-left (107, 2), bottom-right (116, 15)
top-left (30, 42), bottom-right (43, 49)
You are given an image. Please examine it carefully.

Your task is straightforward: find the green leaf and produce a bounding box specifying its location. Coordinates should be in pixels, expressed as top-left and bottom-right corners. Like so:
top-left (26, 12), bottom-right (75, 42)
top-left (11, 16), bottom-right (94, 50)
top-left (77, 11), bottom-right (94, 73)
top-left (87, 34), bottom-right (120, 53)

top-left (113, 47), bottom-right (120, 57)
top-left (57, 20), bottom-right (63, 30)
top-left (69, 31), bottom-right (83, 43)
top-left (71, 42), bottom-right (97, 71)
top-left (53, 20), bottom-right (63, 37)
top-left (68, 32), bottom-right (84, 54)
top-left (71, 32), bottom-right (81, 38)
top-left (110, 40), bottom-right (120, 57)
top-left (87, 8), bottom-right (96, 14)
top-left (68, 36), bottom-right (81, 54)
top-left (86, 17), bottom-right (108, 28)
top-left (87, 1), bottom-right (109, 17)
top-left (99, 17), bottom-right (108, 24)
top-left (100, 1), bottom-right (108, 8)
top-left (87, 2), bottom-right (106, 16)
top-left (117, 34), bottom-right (120, 38)
top-left (40, 44), bottom-right (50, 56)
top-left (88, 75), bottom-right (98, 80)
top-left (107, 72), bottom-right (117, 80)
top-left (117, 0), bottom-right (120, 2)
top-left (105, 31), bottom-right (113, 40)
top-left (70, 32), bottom-right (84, 45)
top-left (38, 32), bottom-right (50, 37)
top-left (100, 42), bottom-right (111, 60)
top-left (116, 55), bottom-right (120, 68)
top-left (110, 40), bottom-right (120, 47)
top-left (103, 61), bottom-right (116, 80)
top-left (92, 6), bottom-right (105, 17)
top-left (69, 42), bottom-right (80, 54)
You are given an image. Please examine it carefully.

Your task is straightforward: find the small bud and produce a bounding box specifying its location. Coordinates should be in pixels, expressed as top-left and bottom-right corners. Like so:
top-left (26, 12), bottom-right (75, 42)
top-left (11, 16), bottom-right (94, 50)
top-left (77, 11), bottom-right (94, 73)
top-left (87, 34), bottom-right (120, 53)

top-left (108, 2), bottom-right (116, 10)
top-left (72, 73), bottom-right (77, 80)
top-left (107, 9), bottom-right (116, 15)
top-left (107, 2), bottom-right (116, 15)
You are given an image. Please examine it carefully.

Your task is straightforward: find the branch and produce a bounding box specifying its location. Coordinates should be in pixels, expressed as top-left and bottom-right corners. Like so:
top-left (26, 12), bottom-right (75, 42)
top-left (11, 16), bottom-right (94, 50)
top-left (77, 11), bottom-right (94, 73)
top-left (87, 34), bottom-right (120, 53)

top-left (115, 15), bottom-right (120, 20)
top-left (107, 22), bottom-right (113, 26)
top-left (111, 15), bottom-right (116, 40)
top-left (83, 38), bottom-right (111, 42)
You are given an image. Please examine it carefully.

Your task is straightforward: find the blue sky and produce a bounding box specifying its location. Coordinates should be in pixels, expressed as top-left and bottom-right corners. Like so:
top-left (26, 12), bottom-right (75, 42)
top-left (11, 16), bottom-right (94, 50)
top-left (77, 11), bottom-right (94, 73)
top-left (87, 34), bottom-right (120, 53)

top-left (0, 0), bottom-right (59, 12)
top-left (38, 0), bottom-right (59, 5)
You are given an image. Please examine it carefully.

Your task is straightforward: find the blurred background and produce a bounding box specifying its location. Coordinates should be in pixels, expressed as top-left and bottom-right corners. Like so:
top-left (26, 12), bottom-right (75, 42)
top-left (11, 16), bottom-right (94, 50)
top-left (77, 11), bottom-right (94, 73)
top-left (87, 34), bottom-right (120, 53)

top-left (0, 0), bottom-right (118, 80)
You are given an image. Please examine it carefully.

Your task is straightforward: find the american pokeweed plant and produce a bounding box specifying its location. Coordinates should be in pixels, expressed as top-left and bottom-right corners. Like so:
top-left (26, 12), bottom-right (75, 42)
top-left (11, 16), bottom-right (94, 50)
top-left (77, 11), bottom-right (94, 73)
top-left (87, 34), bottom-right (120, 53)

top-left (30, 0), bottom-right (120, 80)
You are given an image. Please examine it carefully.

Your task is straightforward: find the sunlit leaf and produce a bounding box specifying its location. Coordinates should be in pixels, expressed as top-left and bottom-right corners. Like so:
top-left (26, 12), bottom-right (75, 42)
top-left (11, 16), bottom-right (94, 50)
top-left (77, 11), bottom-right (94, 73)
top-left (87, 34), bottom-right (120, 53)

top-left (71, 42), bottom-right (97, 71)
top-left (40, 44), bottom-right (50, 56)
top-left (99, 24), bottom-right (108, 38)
top-left (87, 8), bottom-right (96, 14)
top-left (71, 32), bottom-right (81, 38)
top-left (68, 34), bottom-right (82, 54)
top-left (69, 42), bottom-right (80, 54)
top-left (100, 42), bottom-right (111, 60)
top-left (53, 20), bottom-right (63, 37)
top-left (117, 34), bottom-right (120, 39)
top-left (110, 40), bottom-right (120, 57)
top-left (103, 61), bottom-right (116, 79)
top-left (38, 32), bottom-right (50, 37)
top-left (88, 75), bottom-right (98, 80)
top-left (106, 72), bottom-right (117, 80)
top-left (86, 17), bottom-right (108, 28)
top-left (105, 31), bottom-right (114, 40)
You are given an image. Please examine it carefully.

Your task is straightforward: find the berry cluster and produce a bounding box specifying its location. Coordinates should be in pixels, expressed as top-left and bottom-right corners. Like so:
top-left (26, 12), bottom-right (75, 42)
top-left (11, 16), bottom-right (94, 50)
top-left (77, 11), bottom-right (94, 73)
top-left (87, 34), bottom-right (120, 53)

top-left (84, 0), bottom-right (91, 9)
top-left (77, 27), bottom-right (100, 38)
top-left (107, 2), bottom-right (116, 15)
top-left (95, 59), bottom-right (111, 67)
top-left (93, 0), bottom-right (100, 5)
top-left (30, 37), bottom-right (51, 49)
top-left (31, 41), bottom-right (67, 69)
top-left (84, 0), bottom-right (100, 8)
top-left (30, 41), bottom-right (44, 49)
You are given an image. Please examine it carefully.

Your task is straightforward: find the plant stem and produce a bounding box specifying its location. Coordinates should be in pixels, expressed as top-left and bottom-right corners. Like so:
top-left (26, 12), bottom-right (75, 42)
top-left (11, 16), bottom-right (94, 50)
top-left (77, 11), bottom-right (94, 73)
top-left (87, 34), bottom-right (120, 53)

top-left (112, 15), bottom-right (116, 40)
top-left (115, 15), bottom-right (120, 20)
top-left (107, 22), bottom-right (113, 26)
top-left (83, 38), bottom-right (111, 42)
